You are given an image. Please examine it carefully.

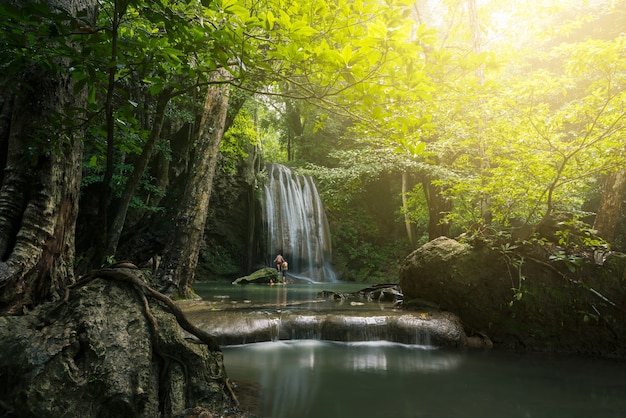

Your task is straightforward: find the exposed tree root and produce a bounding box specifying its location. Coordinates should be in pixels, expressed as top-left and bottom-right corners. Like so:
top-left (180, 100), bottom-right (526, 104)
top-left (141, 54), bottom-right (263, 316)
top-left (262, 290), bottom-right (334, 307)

top-left (68, 265), bottom-right (239, 407)
top-left (71, 265), bottom-right (220, 350)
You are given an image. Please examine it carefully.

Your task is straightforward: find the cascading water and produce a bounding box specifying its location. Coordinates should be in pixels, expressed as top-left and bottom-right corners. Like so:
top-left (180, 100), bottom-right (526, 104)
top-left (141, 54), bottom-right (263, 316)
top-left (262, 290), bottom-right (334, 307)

top-left (263, 163), bottom-right (337, 282)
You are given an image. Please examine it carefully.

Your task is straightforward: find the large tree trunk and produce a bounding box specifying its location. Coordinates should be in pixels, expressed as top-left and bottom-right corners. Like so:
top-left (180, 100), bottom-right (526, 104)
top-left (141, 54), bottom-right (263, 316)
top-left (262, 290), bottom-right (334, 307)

top-left (594, 170), bottom-right (626, 243)
top-left (157, 70), bottom-right (231, 297)
top-left (0, 0), bottom-right (96, 315)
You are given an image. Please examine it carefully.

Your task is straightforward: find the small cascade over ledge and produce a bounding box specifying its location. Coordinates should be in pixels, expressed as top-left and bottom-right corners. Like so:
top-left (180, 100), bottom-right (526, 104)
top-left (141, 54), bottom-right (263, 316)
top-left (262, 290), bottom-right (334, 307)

top-left (182, 307), bottom-right (467, 348)
top-left (182, 283), bottom-right (471, 349)
top-left (263, 163), bottom-right (337, 282)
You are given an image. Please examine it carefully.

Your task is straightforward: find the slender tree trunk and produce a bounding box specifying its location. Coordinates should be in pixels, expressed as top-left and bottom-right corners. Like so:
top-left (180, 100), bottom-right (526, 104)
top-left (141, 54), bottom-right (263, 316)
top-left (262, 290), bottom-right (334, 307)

top-left (594, 170), bottom-right (626, 243)
top-left (106, 87), bottom-right (173, 256)
top-left (0, 0), bottom-right (96, 314)
top-left (468, 0), bottom-right (492, 223)
top-left (95, 0), bottom-right (122, 266)
top-left (402, 172), bottom-right (417, 249)
top-left (157, 70), bottom-right (231, 297)
top-left (285, 99), bottom-right (303, 162)
top-left (467, 0), bottom-right (483, 83)
top-left (423, 180), bottom-right (451, 240)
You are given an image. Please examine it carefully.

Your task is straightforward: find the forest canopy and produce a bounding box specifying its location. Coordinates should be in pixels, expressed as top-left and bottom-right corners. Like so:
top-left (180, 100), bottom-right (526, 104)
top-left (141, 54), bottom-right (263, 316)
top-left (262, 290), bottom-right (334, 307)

top-left (0, 0), bottom-right (624, 296)
top-left (296, 0), bottom-right (626, 254)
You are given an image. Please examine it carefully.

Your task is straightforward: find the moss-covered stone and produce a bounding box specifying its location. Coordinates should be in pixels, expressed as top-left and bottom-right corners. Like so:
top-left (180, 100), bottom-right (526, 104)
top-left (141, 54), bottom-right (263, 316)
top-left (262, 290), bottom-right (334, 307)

top-left (399, 237), bottom-right (626, 358)
top-left (231, 267), bottom-right (279, 284)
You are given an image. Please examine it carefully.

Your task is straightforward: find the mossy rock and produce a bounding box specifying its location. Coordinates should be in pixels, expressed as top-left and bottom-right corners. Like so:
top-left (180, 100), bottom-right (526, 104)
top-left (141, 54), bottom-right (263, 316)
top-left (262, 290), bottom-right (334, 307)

top-left (232, 267), bottom-right (279, 284)
top-left (399, 237), bottom-right (626, 358)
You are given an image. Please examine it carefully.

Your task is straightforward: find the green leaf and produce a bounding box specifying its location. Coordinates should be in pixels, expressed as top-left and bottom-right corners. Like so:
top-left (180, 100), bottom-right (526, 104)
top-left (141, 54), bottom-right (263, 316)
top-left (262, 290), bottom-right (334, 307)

top-left (264, 11), bottom-right (275, 31)
top-left (88, 85), bottom-right (96, 105)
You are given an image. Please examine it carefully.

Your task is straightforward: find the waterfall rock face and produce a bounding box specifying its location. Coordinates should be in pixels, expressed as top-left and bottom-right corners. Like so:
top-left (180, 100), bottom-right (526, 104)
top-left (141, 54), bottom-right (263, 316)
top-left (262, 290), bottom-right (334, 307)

top-left (263, 163), bottom-right (337, 282)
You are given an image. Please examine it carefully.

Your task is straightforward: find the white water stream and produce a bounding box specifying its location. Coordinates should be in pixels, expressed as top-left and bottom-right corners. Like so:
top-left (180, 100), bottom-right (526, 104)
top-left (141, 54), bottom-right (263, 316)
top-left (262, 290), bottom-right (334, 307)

top-left (263, 163), bottom-right (337, 282)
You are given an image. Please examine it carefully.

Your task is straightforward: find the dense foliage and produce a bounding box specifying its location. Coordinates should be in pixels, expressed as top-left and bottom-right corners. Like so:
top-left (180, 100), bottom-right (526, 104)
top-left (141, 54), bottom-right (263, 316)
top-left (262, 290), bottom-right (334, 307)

top-left (1, 0), bottom-right (624, 284)
top-left (289, 0), bottom-right (626, 281)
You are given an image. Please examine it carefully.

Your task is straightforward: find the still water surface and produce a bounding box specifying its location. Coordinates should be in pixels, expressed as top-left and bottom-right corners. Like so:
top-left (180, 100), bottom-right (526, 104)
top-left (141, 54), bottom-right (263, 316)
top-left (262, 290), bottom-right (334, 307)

top-left (194, 281), bottom-right (382, 310)
top-left (195, 282), bottom-right (626, 418)
top-left (223, 341), bottom-right (626, 418)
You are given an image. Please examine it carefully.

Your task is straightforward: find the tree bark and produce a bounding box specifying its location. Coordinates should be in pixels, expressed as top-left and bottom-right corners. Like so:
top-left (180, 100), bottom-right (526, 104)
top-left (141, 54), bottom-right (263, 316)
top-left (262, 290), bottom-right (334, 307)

top-left (0, 92), bottom-right (11, 187)
top-left (0, 0), bottom-right (96, 315)
top-left (157, 70), bottom-right (231, 296)
top-left (594, 170), bottom-right (626, 243)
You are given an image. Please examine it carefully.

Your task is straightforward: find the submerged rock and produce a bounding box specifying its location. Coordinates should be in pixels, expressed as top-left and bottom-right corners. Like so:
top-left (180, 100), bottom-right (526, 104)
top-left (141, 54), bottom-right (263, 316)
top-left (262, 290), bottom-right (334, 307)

top-left (318, 283), bottom-right (403, 305)
top-left (399, 236), bottom-right (626, 357)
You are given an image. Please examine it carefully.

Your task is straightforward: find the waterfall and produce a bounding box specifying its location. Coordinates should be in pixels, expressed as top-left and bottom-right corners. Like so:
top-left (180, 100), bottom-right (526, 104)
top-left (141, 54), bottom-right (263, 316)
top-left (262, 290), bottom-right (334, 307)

top-left (263, 163), bottom-right (337, 282)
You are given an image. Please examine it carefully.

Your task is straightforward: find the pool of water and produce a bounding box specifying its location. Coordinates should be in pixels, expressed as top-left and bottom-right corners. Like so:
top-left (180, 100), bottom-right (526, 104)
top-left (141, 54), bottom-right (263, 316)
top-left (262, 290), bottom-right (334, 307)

top-left (193, 281), bottom-right (393, 311)
top-left (193, 282), bottom-right (626, 418)
top-left (223, 340), bottom-right (626, 418)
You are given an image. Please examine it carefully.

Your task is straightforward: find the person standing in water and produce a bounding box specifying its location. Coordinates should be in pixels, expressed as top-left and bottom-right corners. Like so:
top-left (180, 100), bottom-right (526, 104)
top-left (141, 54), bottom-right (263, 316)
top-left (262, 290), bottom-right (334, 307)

top-left (273, 254), bottom-right (287, 283)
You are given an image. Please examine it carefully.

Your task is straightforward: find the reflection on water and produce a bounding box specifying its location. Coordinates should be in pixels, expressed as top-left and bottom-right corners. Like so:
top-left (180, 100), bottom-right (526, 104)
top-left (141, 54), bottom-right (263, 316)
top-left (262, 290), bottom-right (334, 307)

top-left (224, 341), bottom-right (626, 418)
top-left (224, 341), bottom-right (461, 418)
top-left (196, 283), bottom-right (626, 418)
top-left (194, 282), bottom-right (387, 311)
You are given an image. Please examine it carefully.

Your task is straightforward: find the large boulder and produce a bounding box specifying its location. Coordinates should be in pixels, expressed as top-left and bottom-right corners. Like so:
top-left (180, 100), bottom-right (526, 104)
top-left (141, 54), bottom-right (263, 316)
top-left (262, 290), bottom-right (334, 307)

top-left (0, 268), bottom-right (253, 418)
top-left (399, 237), bottom-right (626, 357)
